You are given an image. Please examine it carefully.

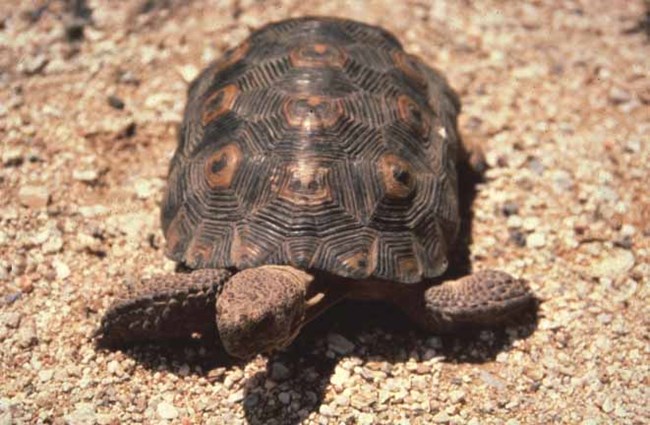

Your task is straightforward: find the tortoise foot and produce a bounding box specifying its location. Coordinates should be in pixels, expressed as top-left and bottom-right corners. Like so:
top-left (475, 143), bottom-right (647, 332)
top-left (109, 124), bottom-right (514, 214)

top-left (417, 270), bottom-right (533, 332)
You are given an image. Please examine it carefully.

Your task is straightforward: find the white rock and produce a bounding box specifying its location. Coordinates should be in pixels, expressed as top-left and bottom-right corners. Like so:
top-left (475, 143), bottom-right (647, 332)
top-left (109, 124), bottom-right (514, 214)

top-left (318, 404), bottom-right (336, 417)
top-left (16, 321), bottom-right (38, 348)
top-left (42, 228), bottom-right (63, 254)
top-left (53, 260), bottom-right (71, 280)
top-left (178, 64), bottom-right (199, 83)
top-left (134, 179), bottom-right (156, 199)
top-left (449, 389), bottom-right (465, 403)
top-left (73, 169), bottom-right (100, 183)
top-left (78, 205), bottom-right (109, 218)
top-left (357, 413), bottom-right (375, 425)
top-left (0, 312), bottom-right (21, 329)
top-left (18, 185), bottom-right (50, 209)
top-left (506, 215), bottom-right (523, 229)
top-left (64, 402), bottom-right (96, 425)
top-left (107, 360), bottom-right (122, 376)
top-left (432, 411), bottom-right (451, 423)
top-left (38, 369), bottom-right (54, 382)
top-left (522, 217), bottom-right (540, 232)
top-left (601, 397), bottom-right (614, 413)
top-left (620, 224), bottom-right (635, 238)
top-left (227, 390), bottom-right (244, 404)
top-left (156, 401), bottom-right (179, 420)
top-left (591, 249), bottom-right (635, 279)
top-left (2, 149), bottom-right (23, 166)
top-left (527, 232), bottom-right (546, 248)
top-left (331, 367), bottom-right (351, 386)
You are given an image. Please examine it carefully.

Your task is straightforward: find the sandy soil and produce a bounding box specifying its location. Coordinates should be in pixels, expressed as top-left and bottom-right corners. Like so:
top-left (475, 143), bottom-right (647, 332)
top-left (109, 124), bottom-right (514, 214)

top-left (1, 0), bottom-right (649, 424)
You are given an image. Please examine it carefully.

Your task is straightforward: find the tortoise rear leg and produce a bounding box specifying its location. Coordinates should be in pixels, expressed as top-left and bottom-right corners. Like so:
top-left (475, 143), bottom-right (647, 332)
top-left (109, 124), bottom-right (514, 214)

top-left (96, 269), bottom-right (231, 348)
top-left (401, 270), bottom-right (533, 332)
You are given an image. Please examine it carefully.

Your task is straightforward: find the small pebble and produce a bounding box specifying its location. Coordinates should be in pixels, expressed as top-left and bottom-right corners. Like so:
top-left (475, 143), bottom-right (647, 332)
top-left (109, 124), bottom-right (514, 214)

top-left (601, 398), bottom-right (614, 413)
top-left (52, 260), bottom-right (71, 280)
top-left (528, 157), bottom-right (545, 174)
top-left (73, 169), bottom-right (100, 183)
top-left (64, 402), bottom-right (96, 425)
top-left (449, 390), bottom-right (465, 403)
top-left (107, 360), bottom-right (122, 376)
top-left (117, 70), bottom-right (140, 85)
top-left (243, 393), bottom-right (259, 409)
top-left (179, 64), bottom-right (199, 83)
top-left (269, 362), bottom-right (291, 381)
top-left (552, 170), bottom-right (574, 191)
top-left (522, 217), bottom-right (540, 232)
top-left (18, 185), bottom-right (50, 208)
top-left (432, 411), bottom-right (451, 423)
top-left (177, 364), bottom-right (190, 377)
top-left (226, 390), bottom-right (244, 404)
top-left (479, 370), bottom-right (505, 390)
top-left (157, 401), bottom-right (179, 420)
top-left (331, 367), bottom-right (351, 387)
top-left (357, 413), bottom-right (375, 425)
top-left (501, 201), bottom-right (519, 216)
top-left (2, 149), bottom-right (23, 167)
top-left (591, 249), bottom-right (635, 279)
top-left (19, 277), bottom-right (34, 294)
top-left (134, 179), bottom-right (156, 199)
top-left (624, 139), bottom-right (640, 153)
top-left (426, 336), bottom-right (443, 349)
top-left (0, 312), bottom-right (21, 329)
top-left (16, 321), bottom-right (38, 348)
top-left (107, 95), bottom-right (125, 110)
top-left (608, 87), bottom-right (632, 104)
top-left (318, 404), bottom-right (335, 417)
top-left (278, 392), bottom-right (291, 405)
top-left (20, 54), bottom-right (48, 75)
top-left (527, 232), bottom-right (546, 248)
top-left (38, 369), bottom-right (54, 382)
top-left (42, 228), bottom-right (64, 254)
top-left (327, 333), bottom-right (355, 355)
top-left (509, 229), bottom-right (527, 247)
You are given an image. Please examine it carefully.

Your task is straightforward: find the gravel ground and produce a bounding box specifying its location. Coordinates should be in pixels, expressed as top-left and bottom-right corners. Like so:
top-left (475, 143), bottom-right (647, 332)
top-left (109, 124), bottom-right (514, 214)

top-left (1, 0), bottom-right (649, 424)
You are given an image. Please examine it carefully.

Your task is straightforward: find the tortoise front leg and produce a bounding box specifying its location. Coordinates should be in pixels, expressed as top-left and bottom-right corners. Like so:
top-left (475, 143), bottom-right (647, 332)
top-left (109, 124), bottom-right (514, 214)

top-left (399, 270), bottom-right (533, 332)
top-left (96, 269), bottom-right (231, 348)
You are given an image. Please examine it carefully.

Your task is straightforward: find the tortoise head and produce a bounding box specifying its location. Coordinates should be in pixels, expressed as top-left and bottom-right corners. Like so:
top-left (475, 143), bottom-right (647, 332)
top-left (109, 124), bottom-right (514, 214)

top-left (216, 266), bottom-right (313, 359)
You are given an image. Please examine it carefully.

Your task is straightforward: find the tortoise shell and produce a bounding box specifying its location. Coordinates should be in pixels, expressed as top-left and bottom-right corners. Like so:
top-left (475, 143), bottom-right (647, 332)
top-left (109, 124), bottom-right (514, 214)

top-left (161, 17), bottom-right (462, 283)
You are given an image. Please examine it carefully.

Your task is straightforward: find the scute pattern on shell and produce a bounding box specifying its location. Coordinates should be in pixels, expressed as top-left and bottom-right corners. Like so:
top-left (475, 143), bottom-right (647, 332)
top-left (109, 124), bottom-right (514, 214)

top-left (162, 17), bottom-right (462, 283)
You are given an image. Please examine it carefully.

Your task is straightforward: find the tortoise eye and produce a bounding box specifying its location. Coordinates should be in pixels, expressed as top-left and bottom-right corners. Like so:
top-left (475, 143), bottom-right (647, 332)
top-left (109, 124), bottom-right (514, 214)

top-left (378, 154), bottom-right (416, 199)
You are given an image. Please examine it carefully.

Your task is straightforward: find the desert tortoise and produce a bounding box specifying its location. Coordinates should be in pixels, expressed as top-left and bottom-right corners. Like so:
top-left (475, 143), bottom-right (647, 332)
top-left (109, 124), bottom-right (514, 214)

top-left (98, 17), bottom-right (532, 359)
